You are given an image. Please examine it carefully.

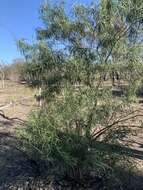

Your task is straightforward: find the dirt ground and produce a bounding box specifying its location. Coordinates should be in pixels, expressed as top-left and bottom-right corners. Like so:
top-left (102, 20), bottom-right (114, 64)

top-left (0, 81), bottom-right (37, 188)
top-left (0, 81), bottom-right (37, 119)
top-left (0, 81), bottom-right (143, 189)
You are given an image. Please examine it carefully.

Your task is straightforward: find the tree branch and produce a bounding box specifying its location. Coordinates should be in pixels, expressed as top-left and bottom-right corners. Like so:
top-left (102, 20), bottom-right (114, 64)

top-left (0, 110), bottom-right (26, 124)
top-left (93, 114), bottom-right (143, 140)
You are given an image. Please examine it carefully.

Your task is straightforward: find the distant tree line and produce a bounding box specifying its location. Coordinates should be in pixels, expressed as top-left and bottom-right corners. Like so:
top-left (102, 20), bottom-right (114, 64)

top-left (3, 58), bottom-right (25, 82)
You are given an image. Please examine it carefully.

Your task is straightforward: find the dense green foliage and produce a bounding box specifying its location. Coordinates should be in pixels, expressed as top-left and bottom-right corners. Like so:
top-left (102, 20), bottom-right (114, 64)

top-left (18, 0), bottom-right (143, 185)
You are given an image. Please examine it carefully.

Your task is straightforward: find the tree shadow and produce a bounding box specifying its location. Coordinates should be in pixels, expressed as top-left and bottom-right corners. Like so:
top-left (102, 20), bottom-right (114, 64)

top-left (0, 133), bottom-right (34, 188)
top-left (95, 141), bottom-right (143, 160)
top-left (136, 87), bottom-right (143, 97)
top-left (0, 133), bottom-right (143, 189)
top-left (115, 166), bottom-right (143, 190)
top-left (0, 119), bottom-right (14, 128)
top-left (139, 99), bottom-right (143, 104)
top-left (112, 89), bottom-right (124, 97)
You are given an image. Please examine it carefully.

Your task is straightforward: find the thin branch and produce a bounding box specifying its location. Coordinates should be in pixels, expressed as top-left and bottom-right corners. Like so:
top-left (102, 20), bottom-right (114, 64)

top-left (0, 111), bottom-right (26, 124)
top-left (104, 16), bottom-right (143, 64)
top-left (93, 114), bottom-right (143, 140)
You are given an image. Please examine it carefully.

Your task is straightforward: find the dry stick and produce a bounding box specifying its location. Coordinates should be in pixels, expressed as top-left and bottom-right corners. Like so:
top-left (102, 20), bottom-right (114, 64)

top-left (0, 95), bottom-right (35, 123)
top-left (94, 111), bottom-right (142, 139)
top-left (107, 107), bottom-right (143, 129)
top-left (0, 111), bottom-right (26, 124)
top-left (93, 114), bottom-right (143, 140)
top-left (107, 107), bottom-right (143, 127)
top-left (90, 108), bottom-right (117, 139)
top-left (106, 104), bottom-right (123, 127)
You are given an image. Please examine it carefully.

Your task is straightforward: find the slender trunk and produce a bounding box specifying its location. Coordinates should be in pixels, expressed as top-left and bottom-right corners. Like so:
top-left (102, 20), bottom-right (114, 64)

top-left (38, 87), bottom-right (42, 107)
top-left (2, 78), bottom-right (4, 88)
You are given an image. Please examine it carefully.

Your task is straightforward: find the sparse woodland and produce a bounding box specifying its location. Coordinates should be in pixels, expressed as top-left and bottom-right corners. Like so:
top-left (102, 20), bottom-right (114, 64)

top-left (0, 0), bottom-right (143, 189)
top-left (3, 59), bottom-right (25, 82)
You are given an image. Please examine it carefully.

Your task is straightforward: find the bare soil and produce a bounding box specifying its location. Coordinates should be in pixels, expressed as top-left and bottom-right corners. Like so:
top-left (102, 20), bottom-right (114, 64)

top-left (0, 81), bottom-right (143, 189)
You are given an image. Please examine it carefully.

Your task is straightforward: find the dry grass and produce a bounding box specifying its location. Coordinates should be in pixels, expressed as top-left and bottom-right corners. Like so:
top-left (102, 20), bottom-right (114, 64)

top-left (0, 80), bottom-right (37, 120)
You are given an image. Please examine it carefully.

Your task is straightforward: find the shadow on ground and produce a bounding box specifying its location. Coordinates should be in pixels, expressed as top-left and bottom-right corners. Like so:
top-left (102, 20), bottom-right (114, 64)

top-left (0, 133), bottom-right (36, 189)
top-left (0, 132), bottom-right (143, 189)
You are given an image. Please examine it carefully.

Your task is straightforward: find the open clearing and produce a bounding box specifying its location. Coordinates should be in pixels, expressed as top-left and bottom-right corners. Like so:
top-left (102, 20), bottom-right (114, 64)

top-left (0, 81), bottom-right (36, 119)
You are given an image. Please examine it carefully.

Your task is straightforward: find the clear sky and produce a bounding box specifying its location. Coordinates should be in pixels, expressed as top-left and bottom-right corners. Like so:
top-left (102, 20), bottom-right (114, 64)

top-left (0, 0), bottom-right (91, 63)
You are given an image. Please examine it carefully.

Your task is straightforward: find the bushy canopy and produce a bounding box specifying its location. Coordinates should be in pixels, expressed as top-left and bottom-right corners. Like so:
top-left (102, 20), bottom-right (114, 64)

top-left (18, 0), bottom-right (143, 182)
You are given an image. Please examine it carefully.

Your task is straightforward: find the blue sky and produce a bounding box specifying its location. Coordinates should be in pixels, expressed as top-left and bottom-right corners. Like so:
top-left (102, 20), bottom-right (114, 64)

top-left (0, 0), bottom-right (91, 63)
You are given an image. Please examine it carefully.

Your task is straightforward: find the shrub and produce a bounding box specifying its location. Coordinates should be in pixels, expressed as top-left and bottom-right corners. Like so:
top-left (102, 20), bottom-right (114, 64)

top-left (20, 90), bottom-right (135, 183)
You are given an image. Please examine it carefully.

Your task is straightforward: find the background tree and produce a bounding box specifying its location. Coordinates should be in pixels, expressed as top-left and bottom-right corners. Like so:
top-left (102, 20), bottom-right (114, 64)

top-left (4, 58), bottom-right (25, 82)
top-left (0, 60), bottom-right (6, 88)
